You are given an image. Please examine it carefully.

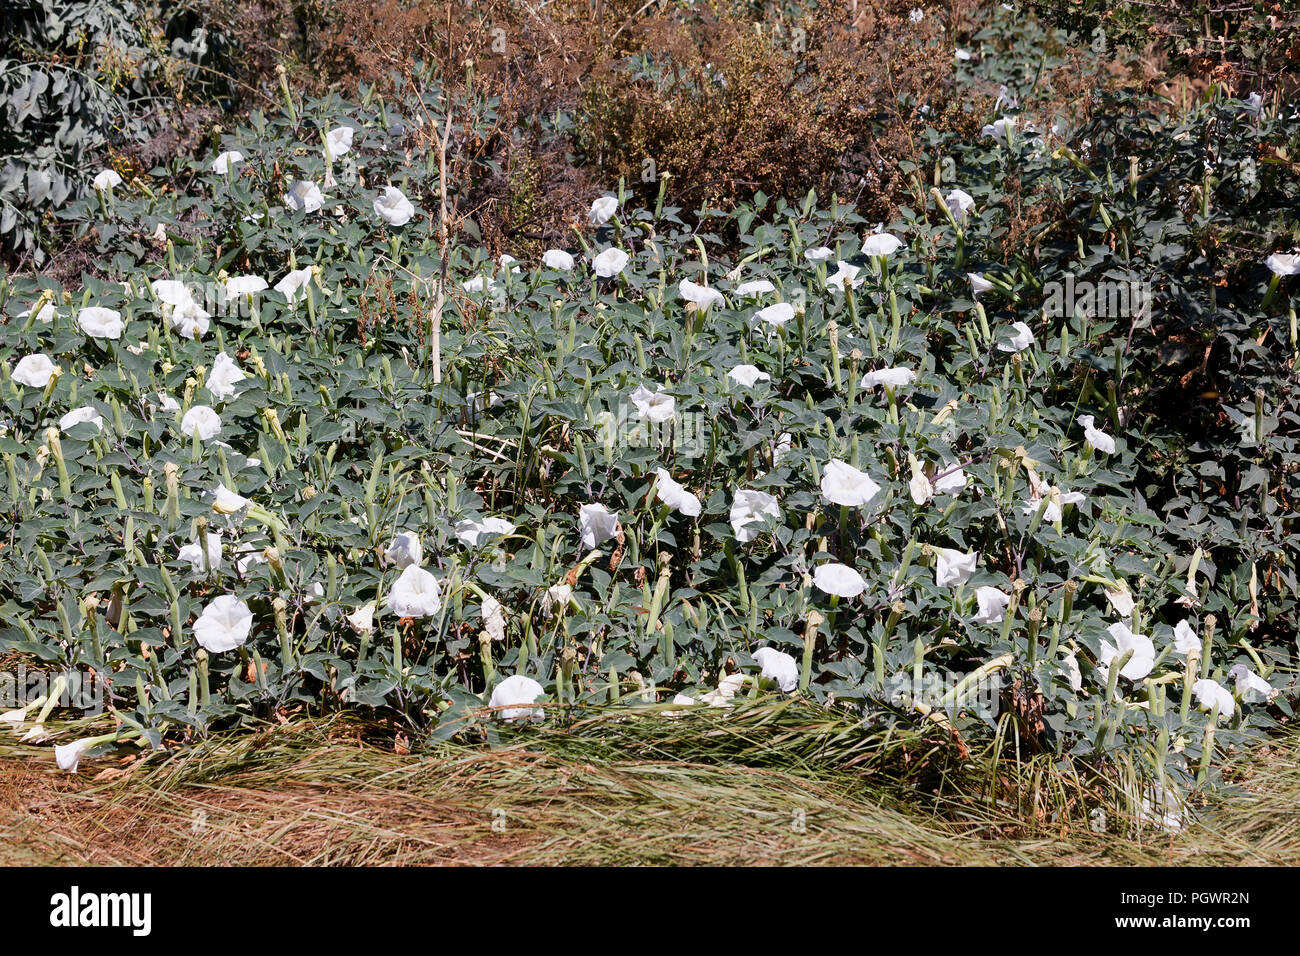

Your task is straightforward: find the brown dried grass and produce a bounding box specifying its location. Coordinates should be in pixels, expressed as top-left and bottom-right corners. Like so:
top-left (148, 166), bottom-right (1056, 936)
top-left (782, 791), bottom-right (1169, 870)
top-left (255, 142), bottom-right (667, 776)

top-left (3, 711), bottom-right (1297, 866)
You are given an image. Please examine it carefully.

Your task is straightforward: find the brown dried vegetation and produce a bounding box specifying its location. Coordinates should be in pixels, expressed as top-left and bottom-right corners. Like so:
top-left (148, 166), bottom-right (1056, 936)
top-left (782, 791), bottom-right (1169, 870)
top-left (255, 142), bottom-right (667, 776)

top-left (5, 717), bottom-right (1299, 865)
top-left (207, 1), bottom-right (978, 249)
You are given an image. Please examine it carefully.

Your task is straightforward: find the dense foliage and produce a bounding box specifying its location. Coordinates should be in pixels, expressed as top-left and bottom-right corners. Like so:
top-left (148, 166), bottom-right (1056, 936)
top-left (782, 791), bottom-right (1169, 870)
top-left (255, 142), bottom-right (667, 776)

top-left (0, 0), bottom-right (229, 263)
top-left (1028, 0), bottom-right (1300, 94)
top-left (1, 4), bottom-right (1298, 825)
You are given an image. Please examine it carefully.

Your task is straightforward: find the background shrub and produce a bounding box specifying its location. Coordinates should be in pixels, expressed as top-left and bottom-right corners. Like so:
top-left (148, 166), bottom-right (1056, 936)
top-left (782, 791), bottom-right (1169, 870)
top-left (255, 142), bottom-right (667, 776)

top-left (0, 0), bottom-right (233, 268)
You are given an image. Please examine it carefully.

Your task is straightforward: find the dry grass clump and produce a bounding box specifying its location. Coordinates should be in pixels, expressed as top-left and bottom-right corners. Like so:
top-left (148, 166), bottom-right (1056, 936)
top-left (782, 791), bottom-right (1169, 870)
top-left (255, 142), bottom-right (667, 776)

top-left (4, 705), bottom-right (1297, 866)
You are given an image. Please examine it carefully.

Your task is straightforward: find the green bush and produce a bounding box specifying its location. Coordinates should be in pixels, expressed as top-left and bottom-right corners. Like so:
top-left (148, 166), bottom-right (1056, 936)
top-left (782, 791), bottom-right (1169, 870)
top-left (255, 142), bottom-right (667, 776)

top-left (948, 9), bottom-right (1300, 665)
top-left (0, 0), bottom-right (229, 264)
top-left (1026, 0), bottom-right (1300, 94)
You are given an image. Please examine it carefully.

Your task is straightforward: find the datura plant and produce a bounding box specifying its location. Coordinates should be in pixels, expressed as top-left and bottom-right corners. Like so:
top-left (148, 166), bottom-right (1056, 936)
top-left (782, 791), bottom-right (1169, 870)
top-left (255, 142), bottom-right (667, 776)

top-left (1, 10), bottom-right (1296, 834)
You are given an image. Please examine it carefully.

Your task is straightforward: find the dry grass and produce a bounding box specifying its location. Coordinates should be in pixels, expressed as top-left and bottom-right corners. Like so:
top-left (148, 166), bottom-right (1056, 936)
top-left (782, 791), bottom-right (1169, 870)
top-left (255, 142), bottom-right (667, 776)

top-left (2, 704), bottom-right (1297, 866)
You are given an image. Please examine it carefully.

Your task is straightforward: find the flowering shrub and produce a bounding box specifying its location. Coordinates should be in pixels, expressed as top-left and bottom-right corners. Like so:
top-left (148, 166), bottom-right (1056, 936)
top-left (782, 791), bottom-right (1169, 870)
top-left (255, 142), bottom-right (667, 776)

top-left (1, 5), bottom-right (1296, 827)
top-left (950, 10), bottom-right (1300, 698)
